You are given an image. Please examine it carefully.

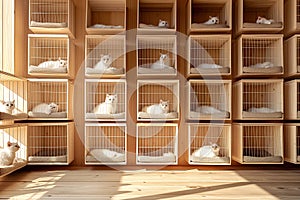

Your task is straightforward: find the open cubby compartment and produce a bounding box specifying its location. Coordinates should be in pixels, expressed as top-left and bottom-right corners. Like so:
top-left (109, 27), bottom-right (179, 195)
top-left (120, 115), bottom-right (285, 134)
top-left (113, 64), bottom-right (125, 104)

top-left (137, 0), bottom-right (176, 34)
top-left (137, 35), bottom-right (177, 76)
top-left (27, 79), bottom-right (73, 120)
top-left (235, 0), bottom-right (283, 34)
top-left (85, 79), bottom-right (126, 121)
top-left (284, 35), bottom-right (300, 77)
top-left (284, 124), bottom-right (300, 164)
top-left (86, 0), bottom-right (126, 34)
top-left (235, 34), bottom-right (283, 78)
top-left (188, 80), bottom-right (231, 120)
top-left (27, 122), bottom-right (74, 165)
top-left (232, 123), bottom-right (283, 164)
top-left (28, 34), bottom-right (75, 78)
top-left (85, 35), bottom-right (126, 78)
top-left (188, 35), bottom-right (231, 76)
top-left (284, 80), bottom-right (300, 120)
top-left (137, 80), bottom-right (179, 121)
top-left (187, 0), bottom-right (232, 33)
top-left (136, 123), bottom-right (178, 165)
top-left (29, 0), bottom-right (75, 38)
top-left (188, 123), bottom-right (231, 165)
top-left (232, 79), bottom-right (283, 120)
top-left (284, 0), bottom-right (300, 37)
top-left (85, 123), bottom-right (127, 165)
top-left (0, 125), bottom-right (27, 177)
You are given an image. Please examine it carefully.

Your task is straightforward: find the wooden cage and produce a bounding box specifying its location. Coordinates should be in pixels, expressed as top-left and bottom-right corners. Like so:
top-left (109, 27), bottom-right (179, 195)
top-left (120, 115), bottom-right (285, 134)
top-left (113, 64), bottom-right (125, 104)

top-left (29, 0), bottom-right (75, 38)
top-left (27, 122), bottom-right (74, 165)
top-left (137, 35), bottom-right (177, 76)
top-left (233, 79), bottom-right (283, 120)
top-left (284, 80), bottom-right (300, 120)
top-left (137, 80), bottom-right (179, 121)
top-left (232, 123), bottom-right (283, 164)
top-left (284, 124), bottom-right (300, 164)
top-left (28, 34), bottom-right (75, 78)
top-left (85, 79), bottom-right (126, 121)
top-left (85, 35), bottom-right (126, 78)
top-left (137, 0), bottom-right (176, 34)
top-left (86, 0), bottom-right (126, 34)
top-left (188, 35), bottom-right (231, 76)
top-left (284, 0), bottom-right (300, 37)
top-left (234, 34), bottom-right (283, 77)
top-left (27, 79), bottom-right (73, 120)
top-left (188, 80), bottom-right (231, 120)
top-left (284, 35), bottom-right (300, 77)
top-left (187, 0), bottom-right (232, 33)
top-left (136, 123), bottom-right (178, 165)
top-left (235, 0), bottom-right (283, 35)
top-left (188, 123), bottom-right (231, 165)
top-left (85, 123), bottom-right (127, 165)
top-left (0, 125), bottom-right (27, 177)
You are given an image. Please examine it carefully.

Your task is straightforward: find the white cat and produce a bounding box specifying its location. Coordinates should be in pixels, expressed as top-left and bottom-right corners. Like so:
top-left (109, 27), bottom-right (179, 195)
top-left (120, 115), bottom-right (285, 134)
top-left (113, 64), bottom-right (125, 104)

top-left (256, 16), bottom-right (274, 24)
top-left (195, 105), bottom-right (223, 114)
top-left (249, 61), bottom-right (274, 68)
top-left (158, 19), bottom-right (169, 28)
top-left (37, 58), bottom-right (67, 68)
top-left (204, 16), bottom-right (219, 25)
top-left (90, 149), bottom-right (125, 162)
top-left (150, 53), bottom-right (173, 69)
top-left (93, 94), bottom-right (117, 114)
top-left (94, 54), bottom-right (112, 70)
top-left (248, 107), bottom-right (276, 113)
top-left (143, 100), bottom-right (170, 115)
top-left (0, 100), bottom-right (15, 115)
top-left (0, 142), bottom-right (20, 166)
top-left (192, 143), bottom-right (220, 158)
top-left (32, 102), bottom-right (59, 115)
top-left (197, 63), bottom-right (223, 69)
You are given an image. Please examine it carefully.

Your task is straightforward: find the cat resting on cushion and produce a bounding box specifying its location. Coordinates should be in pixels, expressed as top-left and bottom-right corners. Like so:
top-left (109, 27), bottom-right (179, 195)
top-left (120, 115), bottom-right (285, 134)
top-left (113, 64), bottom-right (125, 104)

top-left (93, 94), bottom-right (118, 114)
top-left (195, 105), bottom-right (224, 114)
top-left (192, 143), bottom-right (220, 158)
top-left (32, 103), bottom-right (59, 115)
top-left (203, 16), bottom-right (219, 25)
top-left (94, 54), bottom-right (112, 70)
top-left (36, 58), bottom-right (67, 69)
top-left (142, 100), bottom-right (170, 115)
top-left (150, 53), bottom-right (173, 69)
top-left (256, 16), bottom-right (274, 25)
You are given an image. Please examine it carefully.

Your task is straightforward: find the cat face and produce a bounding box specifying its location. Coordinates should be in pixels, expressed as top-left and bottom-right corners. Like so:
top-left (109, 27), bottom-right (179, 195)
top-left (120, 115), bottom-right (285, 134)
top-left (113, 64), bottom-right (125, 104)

top-left (159, 53), bottom-right (169, 62)
top-left (210, 143), bottom-right (220, 154)
top-left (100, 54), bottom-right (112, 65)
top-left (256, 16), bottom-right (266, 24)
top-left (48, 102), bottom-right (59, 113)
top-left (7, 141), bottom-right (20, 153)
top-left (105, 94), bottom-right (117, 103)
top-left (158, 20), bottom-right (169, 28)
top-left (159, 99), bottom-right (169, 111)
top-left (58, 58), bottom-right (67, 67)
top-left (0, 100), bottom-right (15, 111)
top-left (208, 16), bottom-right (219, 24)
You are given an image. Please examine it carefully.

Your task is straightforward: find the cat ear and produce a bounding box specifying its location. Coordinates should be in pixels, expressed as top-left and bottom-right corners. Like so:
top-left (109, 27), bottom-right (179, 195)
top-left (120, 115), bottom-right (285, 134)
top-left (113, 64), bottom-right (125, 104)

top-left (106, 94), bottom-right (110, 97)
top-left (58, 57), bottom-right (61, 61)
top-left (160, 99), bottom-right (163, 103)
top-left (12, 100), bottom-right (15, 103)
top-left (0, 100), bottom-right (4, 104)
top-left (7, 141), bottom-right (12, 147)
top-left (100, 54), bottom-right (104, 58)
top-left (209, 16), bottom-right (212, 19)
top-left (257, 16), bottom-right (261, 20)
top-left (159, 19), bottom-right (162, 22)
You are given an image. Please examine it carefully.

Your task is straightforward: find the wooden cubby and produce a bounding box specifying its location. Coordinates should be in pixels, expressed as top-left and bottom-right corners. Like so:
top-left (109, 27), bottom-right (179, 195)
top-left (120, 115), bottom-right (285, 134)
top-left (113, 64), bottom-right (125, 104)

top-left (188, 123), bottom-right (231, 165)
top-left (28, 34), bottom-right (75, 79)
top-left (187, 0), bottom-right (232, 34)
top-left (85, 123), bottom-right (127, 165)
top-left (27, 79), bottom-right (73, 120)
top-left (235, 0), bottom-right (283, 35)
top-left (85, 35), bottom-right (126, 78)
top-left (188, 35), bottom-right (231, 77)
top-left (137, 0), bottom-right (176, 34)
top-left (85, 79), bottom-right (126, 122)
top-left (232, 123), bottom-right (283, 164)
top-left (29, 0), bottom-right (75, 38)
top-left (284, 0), bottom-right (300, 37)
top-left (234, 34), bottom-right (283, 78)
top-left (188, 80), bottom-right (231, 120)
top-left (27, 122), bottom-right (74, 165)
top-left (284, 124), bottom-right (300, 164)
top-left (86, 0), bottom-right (126, 35)
top-left (284, 80), bottom-right (300, 120)
top-left (284, 35), bottom-right (300, 77)
top-left (136, 123), bottom-right (178, 165)
top-left (233, 79), bottom-right (283, 120)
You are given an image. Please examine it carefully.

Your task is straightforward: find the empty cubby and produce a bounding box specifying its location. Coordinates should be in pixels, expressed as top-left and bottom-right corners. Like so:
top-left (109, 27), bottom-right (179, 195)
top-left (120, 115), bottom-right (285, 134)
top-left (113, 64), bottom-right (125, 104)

top-left (233, 79), bottom-right (283, 120)
top-left (27, 79), bottom-right (73, 120)
top-left (284, 124), bottom-right (300, 164)
top-left (85, 123), bottom-right (126, 165)
top-left (137, 0), bottom-right (176, 34)
top-left (187, 0), bottom-right (232, 33)
top-left (29, 0), bottom-right (75, 38)
top-left (0, 125), bottom-right (27, 177)
top-left (27, 122), bottom-right (74, 165)
top-left (28, 34), bottom-right (75, 78)
top-left (284, 35), bottom-right (300, 77)
top-left (232, 123), bottom-right (283, 164)
top-left (188, 35), bottom-right (231, 76)
top-left (86, 0), bottom-right (126, 34)
top-left (85, 35), bottom-right (126, 77)
top-left (188, 123), bottom-right (231, 165)
top-left (85, 79), bottom-right (126, 121)
top-left (284, 80), bottom-right (300, 120)
top-left (188, 80), bottom-right (231, 120)
top-left (235, 34), bottom-right (283, 77)
top-left (136, 123), bottom-right (178, 165)
top-left (137, 35), bottom-right (177, 76)
top-left (137, 80), bottom-right (179, 121)
top-left (235, 0), bottom-right (283, 34)
top-left (284, 0), bottom-right (300, 37)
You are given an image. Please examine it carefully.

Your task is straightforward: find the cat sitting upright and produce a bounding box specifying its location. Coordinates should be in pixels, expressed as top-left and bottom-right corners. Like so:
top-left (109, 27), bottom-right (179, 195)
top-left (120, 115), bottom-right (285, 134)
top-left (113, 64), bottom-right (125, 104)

top-left (192, 143), bottom-right (220, 158)
top-left (37, 58), bottom-right (67, 69)
top-left (0, 100), bottom-right (15, 115)
top-left (203, 16), bottom-right (219, 25)
top-left (150, 53), bottom-right (173, 70)
top-left (0, 141), bottom-right (20, 166)
top-left (142, 100), bottom-right (170, 115)
top-left (93, 94), bottom-right (118, 114)
top-left (94, 54), bottom-right (112, 70)
top-left (32, 102), bottom-right (59, 115)
top-left (256, 16), bottom-right (274, 24)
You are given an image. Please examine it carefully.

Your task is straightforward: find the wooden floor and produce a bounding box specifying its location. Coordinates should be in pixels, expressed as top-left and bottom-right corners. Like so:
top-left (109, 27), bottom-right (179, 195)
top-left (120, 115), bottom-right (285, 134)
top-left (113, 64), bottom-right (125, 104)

top-left (0, 169), bottom-right (300, 199)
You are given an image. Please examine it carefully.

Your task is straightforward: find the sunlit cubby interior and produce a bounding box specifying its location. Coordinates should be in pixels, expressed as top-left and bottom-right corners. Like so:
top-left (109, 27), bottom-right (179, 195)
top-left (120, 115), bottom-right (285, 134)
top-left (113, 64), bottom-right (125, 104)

top-left (284, 124), bottom-right (300, 164)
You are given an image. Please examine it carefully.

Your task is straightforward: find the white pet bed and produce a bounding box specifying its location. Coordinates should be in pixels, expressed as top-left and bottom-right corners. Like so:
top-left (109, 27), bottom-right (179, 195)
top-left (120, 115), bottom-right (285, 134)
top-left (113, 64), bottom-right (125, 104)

top-left (137, 153), bottom-right (176, 163)
top-left (190, 67), bottom-right (230, 74)
top-left (28, 111), bottom-right (67, 118)
top-left (30, 21), bottom-right (67, 28)
top-left (85, 67), bottom-right (124, 75)
top-left (138, 112), bottom-right (178, 119)
top-left (243, 22), bottom-right (283, 28)
top-left (190, 156), bottom-right (230, 163)
top-left (243, 66), bottom-right (282, 73)
top-left (138, 67), bottom-right (176, 74)
top-left (29, 65), bottom-right (68, 73)
top-left (0, 158), bottom-right (26, 177)
top-left (191, 23), bottom-right (229, 29)
top-left (86, 112), bottom-right (125, 119)
top-left (0, 112), bottom-right (28, 120)
top-left (243, 156), bottom-right (283, 163)
top-left (189, 111), bottom-right (230, 119)
top-left (28, 148), bottom-right (67, 163)
top-left (89, 24), bottom-right (124, 29)
top-left (242, 111), bottom-right (282, 118)
top-left (86, 149), bottom-right (125, 163)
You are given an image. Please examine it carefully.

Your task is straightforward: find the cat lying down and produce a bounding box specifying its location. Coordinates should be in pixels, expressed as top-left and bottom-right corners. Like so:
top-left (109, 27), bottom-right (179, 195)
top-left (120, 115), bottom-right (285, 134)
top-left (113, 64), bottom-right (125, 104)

top-left (190, 143), bottom-right (229, 163)
top-left (28, 103), bottom-right (67, 118)
top-left (137, 152), bottom-right (176, 163)
top-left (190, 106), bottom-right (230, 118)
top-left (87, 149), bottom-right (125, 163)
top-left (191, 16), bottom-right (229, 28)
top-left (139, 100), bottom-right (178, 119)
top-left (29, 58), bottom-right (68, 73)
top-left (30, 21), bottom-right (67, 28)
top-left (243, 107), bottom-right (282, 118)
top-left (139, 19), bottom-right (170, 29)
top-left (89, 24), bottom-right (124, 29)
top-left (243, 62), bottom-right (282, 73)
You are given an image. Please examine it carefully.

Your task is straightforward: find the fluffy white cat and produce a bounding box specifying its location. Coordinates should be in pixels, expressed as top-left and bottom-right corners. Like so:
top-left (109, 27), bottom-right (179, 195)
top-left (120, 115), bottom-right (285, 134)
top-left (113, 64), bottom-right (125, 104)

top-left (204, 16), bottom-right (219, 25)
top-left (197, 63), bottom-right (223, 69)
top-left (0, 100), bottom-right (15, 115)
top-left (158, 19), bottom-right (169, 28)
top-left (0, 142), bottom-right (20, 166)
top-left (32, 103), bottom-right (59, 115)
top-left (143, 100), bottom-right (170, 115)
top-left (249, 61), bottom-right (274, 68)
top-left (37, 58), bottom-right (67, 68)
top-left (195, 105), bottom-right (223, 114)
top-left (94, 54), bottom-right (112, 70)
top-left (248, 107), bottom-right (276, 113)
top-left (256, 16), bottom-right (274, 24)
top-left (150, 53), bottom-right (173, 69)
top-left (192, 143), bottom-right (220, 158)
top-left (90, 149), bottom-right (125, 162)
top-left (93, 94), bottom-right (117, 114)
